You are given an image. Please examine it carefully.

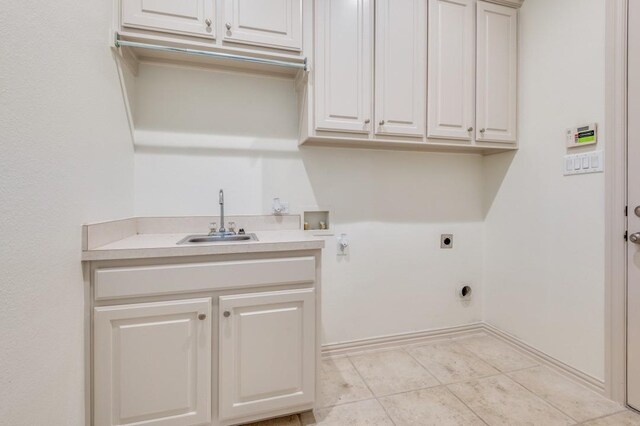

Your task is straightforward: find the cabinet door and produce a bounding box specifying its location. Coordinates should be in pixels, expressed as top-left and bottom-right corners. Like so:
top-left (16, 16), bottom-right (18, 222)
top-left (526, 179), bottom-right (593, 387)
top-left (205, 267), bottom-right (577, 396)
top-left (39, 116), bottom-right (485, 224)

top-left (427, 0), bottom-right (475, 140)
top-left (219, 289), bottom-right (315, 421)
top-left (375, 0), bottom-right (427, 137)
top-left (94, 298), bottom-right (212, 426)
top-left (476, 1), bottom-right (517, 143)
top-left (122, 0), bottom-right (215, 39)
top-left (222, 0), bottom-right (302, 51)
top-left (315, 0), bottom-right (373, 133)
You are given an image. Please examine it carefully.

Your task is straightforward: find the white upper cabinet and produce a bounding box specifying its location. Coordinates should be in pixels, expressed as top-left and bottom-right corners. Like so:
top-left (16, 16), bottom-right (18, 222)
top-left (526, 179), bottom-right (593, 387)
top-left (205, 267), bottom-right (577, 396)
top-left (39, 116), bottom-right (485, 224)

top-left (314, 0), bottom-right (373, 133)
top-left (219, 289), bottom-right (315, 422)
top-left (427, 0), bottom-right (475, 140)
top-left (476, 1), bottom-right (518, 143)
top-left (122, 0), bottom-right (216, 39)
top-left (222, 0), bottom-right (302, 51)
top-left (375, 0), bottom-right (426, 137)
top-left (93, 298), bottom-right (212, 426)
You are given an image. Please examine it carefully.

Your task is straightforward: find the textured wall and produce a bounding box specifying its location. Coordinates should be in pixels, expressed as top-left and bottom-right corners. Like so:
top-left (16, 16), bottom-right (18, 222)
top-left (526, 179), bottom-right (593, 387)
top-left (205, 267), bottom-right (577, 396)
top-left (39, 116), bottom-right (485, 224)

top-left (483, 0), bottom-right (606, 380)
top-left (133, 64), bottom-right (486, 345)
top-left (0, 1), bottom-right (134, 424)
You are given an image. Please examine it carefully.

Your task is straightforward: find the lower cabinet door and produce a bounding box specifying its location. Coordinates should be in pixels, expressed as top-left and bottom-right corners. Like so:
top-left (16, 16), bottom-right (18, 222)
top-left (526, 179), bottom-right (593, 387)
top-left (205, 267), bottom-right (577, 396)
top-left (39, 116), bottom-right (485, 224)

top-left (94, 298), bottom-right (212, 426)
top-left (219, 289), bottom-right (315, 421)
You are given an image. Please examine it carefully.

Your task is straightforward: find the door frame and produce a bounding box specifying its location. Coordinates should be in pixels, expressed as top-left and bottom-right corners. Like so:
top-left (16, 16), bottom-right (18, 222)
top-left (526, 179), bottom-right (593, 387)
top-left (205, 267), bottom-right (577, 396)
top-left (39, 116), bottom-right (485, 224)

top-left (605, 0), bottom-right (629, 405)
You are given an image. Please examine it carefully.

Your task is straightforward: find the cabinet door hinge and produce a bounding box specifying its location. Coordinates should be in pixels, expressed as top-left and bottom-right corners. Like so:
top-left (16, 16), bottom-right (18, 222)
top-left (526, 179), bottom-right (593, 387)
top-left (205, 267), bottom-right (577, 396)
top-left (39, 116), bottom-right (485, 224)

top-left (625, 231), bottom-right (628, 241)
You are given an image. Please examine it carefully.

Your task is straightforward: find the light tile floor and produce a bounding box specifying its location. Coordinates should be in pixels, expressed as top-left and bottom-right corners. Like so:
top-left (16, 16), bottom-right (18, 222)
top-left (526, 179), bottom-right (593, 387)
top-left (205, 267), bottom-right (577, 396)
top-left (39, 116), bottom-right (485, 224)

top-left (246, 333), bottom-right (640, 426)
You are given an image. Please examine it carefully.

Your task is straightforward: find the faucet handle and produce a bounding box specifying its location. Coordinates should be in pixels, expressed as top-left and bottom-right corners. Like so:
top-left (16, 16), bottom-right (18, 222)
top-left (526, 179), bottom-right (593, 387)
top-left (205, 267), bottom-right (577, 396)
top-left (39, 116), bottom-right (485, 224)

top-left (228, 221), bottom-right (237, 234)
top-left (209, 222), bottom-right (218, 234)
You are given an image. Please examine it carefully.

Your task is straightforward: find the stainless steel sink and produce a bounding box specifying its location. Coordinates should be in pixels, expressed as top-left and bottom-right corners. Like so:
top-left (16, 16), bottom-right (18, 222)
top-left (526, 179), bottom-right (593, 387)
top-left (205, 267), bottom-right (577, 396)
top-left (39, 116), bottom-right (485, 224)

top-left (177, 233), bottom-right (258, 245)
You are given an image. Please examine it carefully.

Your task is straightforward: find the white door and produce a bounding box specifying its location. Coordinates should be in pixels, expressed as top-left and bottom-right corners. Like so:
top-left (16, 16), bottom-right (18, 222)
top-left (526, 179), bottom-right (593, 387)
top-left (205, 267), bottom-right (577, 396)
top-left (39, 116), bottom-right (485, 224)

top-left (94, 298), bottom-right (212, 426)
top-left (315, 0), bottom-right (373, 133)
top-left (627, 0), bottom-right (640, 411)
top-left (427, 0), bottom-right (475, 141)
top-left (122, 0), bottom-right (215, 39)
top-left (476, 1), bottom-right (517, 143)
top-left (219, 289), bottom-right (315, 421)
top-left (222, 0), bottom-right (302, 51)
top-left (374, 0), bottom-right (427, 137)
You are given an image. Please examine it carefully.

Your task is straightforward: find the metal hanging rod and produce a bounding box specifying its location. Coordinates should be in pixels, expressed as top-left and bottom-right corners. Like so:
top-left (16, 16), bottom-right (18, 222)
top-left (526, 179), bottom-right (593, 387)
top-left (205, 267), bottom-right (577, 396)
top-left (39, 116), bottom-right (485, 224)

top-left (114, 33), bottom-right (307, 71)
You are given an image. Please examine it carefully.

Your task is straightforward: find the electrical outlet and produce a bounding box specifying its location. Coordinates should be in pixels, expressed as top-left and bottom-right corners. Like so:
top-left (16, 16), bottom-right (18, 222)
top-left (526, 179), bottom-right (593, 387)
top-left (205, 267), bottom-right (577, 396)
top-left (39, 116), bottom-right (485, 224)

top-left (441, 234), bottom-right (453, 249)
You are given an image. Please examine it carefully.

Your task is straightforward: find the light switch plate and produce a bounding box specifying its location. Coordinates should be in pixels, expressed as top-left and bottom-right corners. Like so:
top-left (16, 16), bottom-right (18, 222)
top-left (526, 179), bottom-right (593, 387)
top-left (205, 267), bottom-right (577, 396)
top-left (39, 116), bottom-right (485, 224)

top-left (564, 150), bottom-right (604, 176)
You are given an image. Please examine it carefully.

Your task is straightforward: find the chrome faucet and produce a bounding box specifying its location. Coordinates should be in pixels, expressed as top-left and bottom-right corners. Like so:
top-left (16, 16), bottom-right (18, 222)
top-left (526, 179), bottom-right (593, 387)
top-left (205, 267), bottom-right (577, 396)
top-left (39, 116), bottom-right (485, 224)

top-left (209, 189), bottom-right (235, 236)
top-left (218, 189), bottom-right (226, 234)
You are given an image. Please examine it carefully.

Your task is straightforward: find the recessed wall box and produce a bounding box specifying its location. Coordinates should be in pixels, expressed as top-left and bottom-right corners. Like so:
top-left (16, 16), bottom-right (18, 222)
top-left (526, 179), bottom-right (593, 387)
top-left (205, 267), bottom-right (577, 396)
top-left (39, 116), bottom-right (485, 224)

top-left (566, 123), bottom-right (597, 148)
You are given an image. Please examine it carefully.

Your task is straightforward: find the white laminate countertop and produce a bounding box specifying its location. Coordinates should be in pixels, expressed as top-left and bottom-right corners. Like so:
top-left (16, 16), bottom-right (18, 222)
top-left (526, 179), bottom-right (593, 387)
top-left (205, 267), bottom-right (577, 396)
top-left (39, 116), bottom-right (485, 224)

top-left (82, 230), bottom-right (325, 261)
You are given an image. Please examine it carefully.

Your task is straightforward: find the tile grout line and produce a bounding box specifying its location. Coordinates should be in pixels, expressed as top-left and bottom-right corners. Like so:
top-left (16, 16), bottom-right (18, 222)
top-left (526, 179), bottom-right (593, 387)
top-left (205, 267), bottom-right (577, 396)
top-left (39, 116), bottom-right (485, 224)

top-left (344, 355), bottom-right (397, 426)
top-left (441, 383), bottom-right (491, 426)
top-left (505, 370), bottom-right (585, 424)
top-left (403, 341), bottom-right (500, 386)
top-left (573, 408), bottom-right (630, 425)
top-left (498, 374), bottom-right (578, 423)
top-left (400, 345), bottom-right (444, 386)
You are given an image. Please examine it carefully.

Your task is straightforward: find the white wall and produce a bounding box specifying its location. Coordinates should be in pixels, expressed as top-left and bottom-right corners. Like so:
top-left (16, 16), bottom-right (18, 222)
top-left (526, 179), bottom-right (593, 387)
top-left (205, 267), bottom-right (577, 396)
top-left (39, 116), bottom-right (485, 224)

top-left (133, 63), bottom-right (485, 344)
top-left (483, 0), bottom-right (606, 380)
top-left (0, 1), bottom-right (134, 424)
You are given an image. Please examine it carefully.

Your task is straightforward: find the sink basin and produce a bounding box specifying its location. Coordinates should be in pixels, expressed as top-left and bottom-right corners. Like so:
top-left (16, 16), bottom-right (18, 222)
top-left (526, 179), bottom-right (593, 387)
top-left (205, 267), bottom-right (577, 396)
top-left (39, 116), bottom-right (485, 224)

top-left (177, 233), bottom-right (258, 245)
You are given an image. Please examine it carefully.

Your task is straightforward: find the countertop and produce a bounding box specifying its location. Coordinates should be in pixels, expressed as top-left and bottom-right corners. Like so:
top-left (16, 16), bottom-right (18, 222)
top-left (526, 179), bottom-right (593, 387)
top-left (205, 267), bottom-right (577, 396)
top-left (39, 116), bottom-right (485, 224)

top-left (82, 230), bottom-right (325, 261)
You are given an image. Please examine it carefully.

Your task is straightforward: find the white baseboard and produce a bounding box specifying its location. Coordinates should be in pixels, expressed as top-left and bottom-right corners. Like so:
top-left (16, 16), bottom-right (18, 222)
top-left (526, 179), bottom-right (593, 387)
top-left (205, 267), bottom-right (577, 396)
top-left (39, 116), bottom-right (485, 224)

top-left (321, 323), bottom-right (485, 357)
top-left (321, 322), bottom-right (605, 395)
top-left (482, 323), bottom-right (605, 395)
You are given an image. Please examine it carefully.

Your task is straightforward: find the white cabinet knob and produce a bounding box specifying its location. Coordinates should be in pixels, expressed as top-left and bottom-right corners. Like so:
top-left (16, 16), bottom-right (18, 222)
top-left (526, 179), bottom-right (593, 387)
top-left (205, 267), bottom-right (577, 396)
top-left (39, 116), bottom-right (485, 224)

top-left (205, 18), bottom-right (212, 27)
top-left (379, 120), bottom-right (385, 126)
top-left (225, 22), bottom-right (232, 30)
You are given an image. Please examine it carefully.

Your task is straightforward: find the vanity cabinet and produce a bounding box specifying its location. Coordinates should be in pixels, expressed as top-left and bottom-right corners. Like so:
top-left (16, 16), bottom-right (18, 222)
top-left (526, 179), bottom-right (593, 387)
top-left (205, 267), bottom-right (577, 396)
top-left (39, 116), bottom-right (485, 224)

top-left (476, 1), bottom-right (518, 143)
top-left (122, 0), bottom-right (216, 39)
top-left (94, 298), bottom-right (212, 426)
top-left (219, 289), bottom-right (315, 421)
top-left (222, 0), bottom-right (302, 51)
top-left (89, 253), bottom-right (320, 426)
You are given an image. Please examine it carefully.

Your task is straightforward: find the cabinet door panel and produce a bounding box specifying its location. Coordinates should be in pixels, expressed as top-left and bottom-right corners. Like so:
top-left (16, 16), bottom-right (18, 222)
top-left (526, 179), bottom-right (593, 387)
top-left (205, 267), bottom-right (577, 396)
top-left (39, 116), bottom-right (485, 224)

top-left (219, 289), bottom-right (315, 421)
top-left (375, 0), bottom-right (427, 137)
top-left (122, 0), bottom-right (215, 39)
top-left (223, 0), bottom-right (302, 50)
top-left (476, 1), bottom-right (517, 143)
top-left (94, 299), bottom-right (212, 426)
top-left (427, 0), bottom-right (475, 140)
top-left (315, 0), bottom-right (373, 133)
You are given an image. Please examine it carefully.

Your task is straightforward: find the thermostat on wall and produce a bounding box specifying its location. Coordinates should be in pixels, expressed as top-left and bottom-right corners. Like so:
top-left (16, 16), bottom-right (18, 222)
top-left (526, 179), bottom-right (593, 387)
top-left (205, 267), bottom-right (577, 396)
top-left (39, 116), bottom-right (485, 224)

top-left (566, 123), bottom-right (597, 148)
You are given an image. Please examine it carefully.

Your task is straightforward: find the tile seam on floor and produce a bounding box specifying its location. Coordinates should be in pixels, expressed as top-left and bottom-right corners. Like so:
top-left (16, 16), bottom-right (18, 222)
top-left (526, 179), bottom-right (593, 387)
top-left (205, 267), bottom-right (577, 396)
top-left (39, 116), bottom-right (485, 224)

top-left (345, 356), bottom-right (397, 426)
top-left (573, 409), bottom-right (630, 425)
top-left (494, 373), bottom-right (578, 424)
top-left (507, 375), bottom-right (582, 424)
top-left (440, 383), bottom-right (491, 426)
top-left (400, 345), bottom-right (444, 387)
top-left (506, 366), bottom-right (625, 424)
top-left (403, 339), bottom-right (502, 385)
